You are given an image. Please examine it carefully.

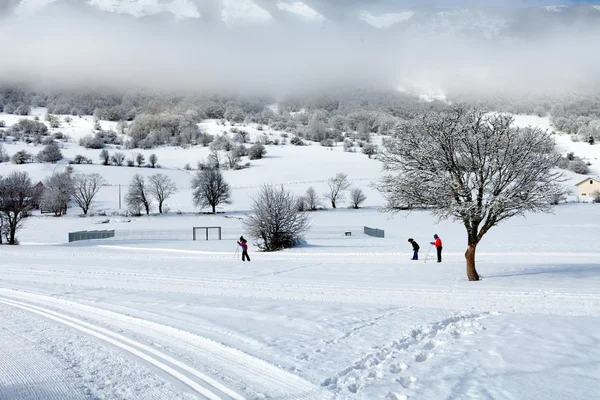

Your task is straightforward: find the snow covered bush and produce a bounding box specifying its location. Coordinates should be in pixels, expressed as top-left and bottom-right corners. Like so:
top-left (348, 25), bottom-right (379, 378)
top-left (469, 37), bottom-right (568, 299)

top-left (11, 150), bottom-right (34, 165)
top-left (0, 120), bottom-right (5, 127)
top-left (71, 155), bottom-right (92, 165)
top-left (79, 135), bottom-right (104, 149)
top-left (36, 143), bottom-right (63, 163)
top-left (135, 153), bottom-right (145, 167)
top-left (362, 144), bottom-right (378, 159)
top-left (14, 104), bottom-right (30, 116)
top-left (10, 119), bottom-right (48, 136)
top-left (568, 160), bottom-right (589, 175)
top-left (290, 136), bottom-right (304, 146)
top-left (210, 135), bottom-right (233, 152)
top-left (244, 184), bottom-right (311, 252)
top-left (0, 144), bottom-right (9, 163)
top-left (592, 191), bottom-right (600, 203)
top-left (248, 144), bottom-right (266, 160)
top-left (3, 103), bottom-right (16, 114)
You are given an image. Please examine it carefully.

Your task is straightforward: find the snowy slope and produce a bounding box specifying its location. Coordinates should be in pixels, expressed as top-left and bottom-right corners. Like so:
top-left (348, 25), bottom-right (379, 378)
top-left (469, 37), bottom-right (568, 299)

top-left (1, 109), bottom-right (600, 399)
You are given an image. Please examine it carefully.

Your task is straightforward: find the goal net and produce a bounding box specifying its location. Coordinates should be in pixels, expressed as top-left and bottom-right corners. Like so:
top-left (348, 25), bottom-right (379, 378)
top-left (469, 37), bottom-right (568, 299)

top-left (193, 226), bottom-right (222, 241)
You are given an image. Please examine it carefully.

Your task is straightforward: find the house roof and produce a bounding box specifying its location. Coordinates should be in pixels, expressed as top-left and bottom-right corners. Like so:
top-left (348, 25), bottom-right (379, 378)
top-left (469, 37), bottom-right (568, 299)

top-left (575, 177), bottom-right (600, 186)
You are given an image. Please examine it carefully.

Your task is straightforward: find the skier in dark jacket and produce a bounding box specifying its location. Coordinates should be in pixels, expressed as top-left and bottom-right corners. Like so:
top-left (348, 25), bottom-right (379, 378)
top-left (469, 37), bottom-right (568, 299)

top-left (237, 236), bottom-right (250, 262)
top-left (408, 238), bottom-right (420, 260)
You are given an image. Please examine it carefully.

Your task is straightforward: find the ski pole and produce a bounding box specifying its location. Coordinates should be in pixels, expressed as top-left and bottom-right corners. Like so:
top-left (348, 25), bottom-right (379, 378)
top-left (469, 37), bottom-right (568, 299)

top-left (234, 245), bottom-right (239, 259)
top-left (424, 244), bottom-right (432, 263)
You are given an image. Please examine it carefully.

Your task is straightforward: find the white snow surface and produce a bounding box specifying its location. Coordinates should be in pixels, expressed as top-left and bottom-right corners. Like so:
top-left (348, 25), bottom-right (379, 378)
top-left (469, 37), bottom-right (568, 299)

top-left (1, 109), bottom-right (600, 399)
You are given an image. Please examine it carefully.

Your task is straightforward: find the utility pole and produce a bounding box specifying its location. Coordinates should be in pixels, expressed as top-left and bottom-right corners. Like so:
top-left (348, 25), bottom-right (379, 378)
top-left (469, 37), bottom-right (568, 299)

top-left (119, 184), bottom-right (121, 209)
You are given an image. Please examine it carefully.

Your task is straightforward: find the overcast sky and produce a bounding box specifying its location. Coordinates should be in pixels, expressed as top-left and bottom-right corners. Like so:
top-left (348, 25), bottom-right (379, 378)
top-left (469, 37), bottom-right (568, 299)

top-left (1, 0), bottom-right (600, 97)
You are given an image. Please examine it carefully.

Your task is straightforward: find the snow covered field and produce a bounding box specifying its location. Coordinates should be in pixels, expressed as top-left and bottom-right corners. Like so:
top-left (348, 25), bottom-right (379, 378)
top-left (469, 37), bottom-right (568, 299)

top-left (1, 109), bottom-right (600, 399)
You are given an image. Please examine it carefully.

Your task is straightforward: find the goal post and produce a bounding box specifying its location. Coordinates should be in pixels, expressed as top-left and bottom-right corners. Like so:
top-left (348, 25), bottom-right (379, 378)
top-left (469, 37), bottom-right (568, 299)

top-left (192, 226), bottom-right (222, 241)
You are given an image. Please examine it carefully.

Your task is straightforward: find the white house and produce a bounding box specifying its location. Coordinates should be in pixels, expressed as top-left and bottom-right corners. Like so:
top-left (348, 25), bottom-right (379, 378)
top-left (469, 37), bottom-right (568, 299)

top-left (575, 177), bottom-right (600, 198)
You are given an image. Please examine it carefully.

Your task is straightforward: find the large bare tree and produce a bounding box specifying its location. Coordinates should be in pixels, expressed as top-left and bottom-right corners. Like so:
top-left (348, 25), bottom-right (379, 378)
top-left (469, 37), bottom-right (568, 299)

top-left (324, 173), bottom-right (351, 208)
top-left (191, 168), bottom-right (231, 213)
top-left (126, 174), bottom-right (152, 215)
top-left (377, 107), bottom-right (565, 281)
top-left (0, 171), bottom-right (43, 244)
top-left (244, 185), bottom-right (311, 252)
top-left (72, 173), bottom-right (106, 215)
top-left (148, 173), bottom-right (177, 214)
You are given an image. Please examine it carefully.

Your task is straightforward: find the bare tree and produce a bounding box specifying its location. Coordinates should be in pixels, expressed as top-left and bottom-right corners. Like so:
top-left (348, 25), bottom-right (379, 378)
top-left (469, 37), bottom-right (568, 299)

top-left (244, 184), bottom-right (311, 252)
top-left (72, 173), bottom-right (106, 215)
top-left (148, 174), bottom-right (177, 214)
top-left (377, 107), bottom-right (565, 281)
top-left (99, 149), bottom-right (110, 166)
top-left (305, 186), bottom-right (322, 211)
top-left (349, 187), bottom-right (367, 209)
top-left (362, 144), bottom-right (378, 159)
top-left (149, 154), bottom-right (158, 168)
top-left (208, 149), bottom-right (222, 169)
top-left (126, 174), bottom-right (152, 215)
top-left (41, 171), bottom-right (73, 216)
top-left (324, 173), bottom-right (351, 208)
top-left (191, 168), bottom-right (232, 213)
top-left (111, 151), bottom-right (126, 166)
top-left (0, 171), bottom-right (43, 244)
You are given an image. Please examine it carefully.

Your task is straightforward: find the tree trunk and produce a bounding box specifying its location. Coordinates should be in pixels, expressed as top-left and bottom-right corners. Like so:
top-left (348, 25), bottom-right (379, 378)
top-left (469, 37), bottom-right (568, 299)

top-left (159, 202), bottom-right (163, 214)
top-left (211, 204), bottom-right (216, 213)
top-left (465, 243), bottom-right (480, 281)
top-left (9, 224), bottom-right (16, 245)
top-left (144, 204), bottom-right (149, 215)
top-left (331, 200), bottom-right (336, 209)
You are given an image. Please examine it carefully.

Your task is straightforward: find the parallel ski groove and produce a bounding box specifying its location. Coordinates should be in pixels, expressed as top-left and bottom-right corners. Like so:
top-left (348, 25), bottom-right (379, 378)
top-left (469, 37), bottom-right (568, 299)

top-left (0, 297), bottom-right (235, 400)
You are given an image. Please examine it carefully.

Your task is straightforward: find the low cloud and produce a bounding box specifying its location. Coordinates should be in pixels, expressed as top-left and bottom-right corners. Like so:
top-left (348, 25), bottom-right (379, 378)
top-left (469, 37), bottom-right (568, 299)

top-left (1, 1), bottom-right (599, 98)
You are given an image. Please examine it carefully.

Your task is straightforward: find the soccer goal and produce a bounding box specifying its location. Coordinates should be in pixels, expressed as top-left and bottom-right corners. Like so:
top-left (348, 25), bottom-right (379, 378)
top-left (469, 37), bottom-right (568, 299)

top-left (193, 226), bottom-right (222, 241)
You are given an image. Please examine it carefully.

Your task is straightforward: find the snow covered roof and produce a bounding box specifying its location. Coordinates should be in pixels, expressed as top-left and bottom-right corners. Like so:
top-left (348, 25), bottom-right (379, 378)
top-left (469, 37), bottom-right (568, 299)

top-left (574, 177), bottom-right (600, 186)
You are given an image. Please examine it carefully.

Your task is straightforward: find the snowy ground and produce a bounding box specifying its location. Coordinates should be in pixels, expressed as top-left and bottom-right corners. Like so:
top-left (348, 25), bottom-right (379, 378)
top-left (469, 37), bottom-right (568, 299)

top-left (1, 110), bottom-right (600, 399)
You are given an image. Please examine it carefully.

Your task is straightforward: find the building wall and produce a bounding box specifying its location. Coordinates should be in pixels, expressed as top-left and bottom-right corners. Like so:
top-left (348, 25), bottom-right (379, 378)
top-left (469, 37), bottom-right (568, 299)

top-left (578, 179), bottom-right (600, 197)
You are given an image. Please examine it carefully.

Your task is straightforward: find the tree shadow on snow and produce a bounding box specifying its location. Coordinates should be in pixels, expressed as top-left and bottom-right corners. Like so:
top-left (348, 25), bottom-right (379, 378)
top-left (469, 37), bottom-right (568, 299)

top-left (484, 263), bottom-right (600, 279)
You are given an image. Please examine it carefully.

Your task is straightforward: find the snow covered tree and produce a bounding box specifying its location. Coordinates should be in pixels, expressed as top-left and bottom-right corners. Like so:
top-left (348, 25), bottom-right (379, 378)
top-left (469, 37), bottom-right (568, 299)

top-left (191, 168), bottom-right (231, 213)
top-left (304, 186), bottom-right (322, 211)
top-left (225, 151), bottom-right (241, 170)
top-left (111, 151), bottom-right (126, 166)
top-left (72, 173), bottom-right (106, 215)
top-left (0, 144), bottom-right (9, 163)
top-left (148, 174), bottom-right (177, 214)
top-left (148, 154), bottom-right (158, 168)
top-left (99, 149), bottom-right (110, 166)
top-left (324, 173), bottom-right (351, 208)
top-left (36, 143), bottom-right (63, 163)
top-left (349, 188), bottom-right (367, 209)
top-left (126, 174), bottom-right (152, 215)
top-left (244, 184), bottom-right (311, 252)
top-left (41, 171), bottom-right (73, 216)
top-left (248, 143), bottom-right (266, 160)
top-left (11, 150), bottom-right (33, 165)
top-left (135, 153), bottom-right (145, 167)
top-left (377, 107), bottom-right (565, 281)
top-left (362, 144), bottom-right (378, 159)
top-left (0, 171), bottom-right (43, 245)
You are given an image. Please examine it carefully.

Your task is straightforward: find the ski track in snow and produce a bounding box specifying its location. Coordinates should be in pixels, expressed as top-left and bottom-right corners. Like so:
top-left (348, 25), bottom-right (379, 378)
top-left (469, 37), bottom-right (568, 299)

top-left (0, 289), bottom-right (332, 400)
top-left (0, 303), bottom-right (197, 400)
top-left (322, 313), bottom-right (489, 397)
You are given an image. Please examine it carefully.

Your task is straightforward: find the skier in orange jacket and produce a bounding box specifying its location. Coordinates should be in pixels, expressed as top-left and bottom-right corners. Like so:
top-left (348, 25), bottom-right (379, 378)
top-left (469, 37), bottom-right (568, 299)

top-left (430, 234), bottom-right (442, 263)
